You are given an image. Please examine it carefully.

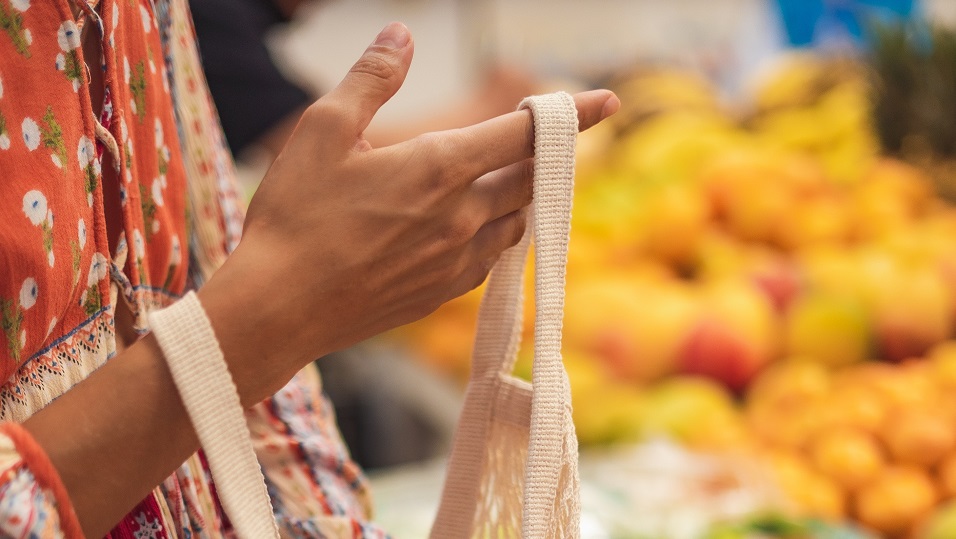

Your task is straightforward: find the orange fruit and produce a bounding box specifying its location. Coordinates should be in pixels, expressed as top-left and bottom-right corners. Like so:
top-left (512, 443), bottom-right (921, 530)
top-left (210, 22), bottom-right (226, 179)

top-left (808, 427), bottom-right (884, 491)
top-left (938, 453), bottom-right (956, 499)
top-left (827, 386), bottom-right (887, 434)
top-left (929, 341), bottom-right (956, 392)
top-left (798, 472), bottom-right (846, 521)
top-left (762, 449), bottom-right (846, 520)
top-left (881, 407), bottom-right (956, 467)
top-left (855, 466), bottom-right (938, 537)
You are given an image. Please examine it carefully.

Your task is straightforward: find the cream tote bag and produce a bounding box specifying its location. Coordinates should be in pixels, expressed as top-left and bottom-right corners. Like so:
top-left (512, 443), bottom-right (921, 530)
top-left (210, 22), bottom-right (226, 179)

top-left (430, 91), bottom-right (582, 538)
top-left (150, 92), bottom-right (580, 539)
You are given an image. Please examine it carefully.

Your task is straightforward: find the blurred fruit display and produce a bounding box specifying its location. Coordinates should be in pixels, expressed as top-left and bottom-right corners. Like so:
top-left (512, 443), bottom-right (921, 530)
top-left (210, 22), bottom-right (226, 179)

top-left (386, 36), bottom-right (956, 538)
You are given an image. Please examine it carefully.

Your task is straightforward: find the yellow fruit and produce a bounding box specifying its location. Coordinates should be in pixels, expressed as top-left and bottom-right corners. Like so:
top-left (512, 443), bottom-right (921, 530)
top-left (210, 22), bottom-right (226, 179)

top-left (855, 466), bottom-right (938, 537)
top-left (881, 407), bottom-right (956, 467)
top-left (638, 376), bottom-right (740, 447)
top-left (747, 359), bottom-right (830, 409)
top-left (640, 182), bottom-right (711, 265)
top-left (563, 277), bottom-right (699, 384)
top-left (920, 501), bottom-right (956, 539)
top-left (783, 294), bottom-right (870, 368)
top-left (808, 427), bottom-right (884, 491)
top-left (775, 195), bottom-right (851, 250)
top-left (724, 178), bottom-right (791, 243)
top-left (572, 382), bottom-right (645, 446)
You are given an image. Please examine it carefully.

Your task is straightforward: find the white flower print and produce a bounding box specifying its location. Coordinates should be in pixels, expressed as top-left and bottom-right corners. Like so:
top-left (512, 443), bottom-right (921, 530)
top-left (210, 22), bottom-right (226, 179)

top-left (130, 98), bottom-right (137, 117)
top-left (88, 252), bottom-right (107, 286)
top-left (50, 153), bottom-right (62, 168)
top-left (0, 135), bottom-right (9, 150)
top-left (169, 235), bottom-right (181, 267)
top-left (133, 512), bottom-right (162, 539)
top-left (119, 184), bottom-right (128, 205)
top-left (46, 209), bottom-right (53, 226)
top-left (77, 136), bottom-right (94, 169)
top-left (151, 220), bottom-right (160, 235)
top-left (19, 330), bottom-right (25, 350)
top-left (161, 66), bottom-right (169, 94)
top-left (23, 29), bottom-right (31, 46)
top-left (78, 218), bottom-right (87, 249)
top-left (10, 0), bottom-right (29, 12)
top-left (112, 3), bottom-right (119, 30)
top-left (132, 229), bottom-right (145, 258)
top-left (148, 59), bottom-right (156, 75)
top-left (0, 73), bottom-right (4, 99)
top-left (22, 190), bottom-right (47, 226)
top-left (21, 117), bottom-right (39, 151)
top-left (140, 5), bottom-right (151, 33)
top-left (124, 57), bottom-right (131, 84)
top-left (47, 251), bottom-right (54, 267)
top-left (151, 179), bottom-right (164, 207)
top-left (55, 53), bottom-right (65, 71)
top-left (46, 317), bottom-right (58, 339)
top-left (19, 278), bottom-right (37, 310)
top-left (154, 118), bottom-right (163, 144)
top-left (121, 118), bottom-right (130, 142)
top-left (57, 21), bottom-right (80, 52)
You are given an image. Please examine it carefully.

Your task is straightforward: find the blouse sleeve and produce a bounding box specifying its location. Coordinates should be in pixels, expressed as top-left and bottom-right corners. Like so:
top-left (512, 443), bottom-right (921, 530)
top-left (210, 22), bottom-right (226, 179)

top-left (0, 422), bottom-right (83, 538)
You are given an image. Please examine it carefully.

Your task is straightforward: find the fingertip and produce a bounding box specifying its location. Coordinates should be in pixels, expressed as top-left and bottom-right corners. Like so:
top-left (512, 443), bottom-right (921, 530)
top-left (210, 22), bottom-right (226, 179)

top-left (373, 22), bottom-right (411, 50)
top-left (601, 92), bottom-right (621, 120)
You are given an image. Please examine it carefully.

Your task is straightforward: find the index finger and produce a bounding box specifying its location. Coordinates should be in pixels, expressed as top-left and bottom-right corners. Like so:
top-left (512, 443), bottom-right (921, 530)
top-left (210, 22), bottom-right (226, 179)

top-left (443, 89), bottom-right (619, 182)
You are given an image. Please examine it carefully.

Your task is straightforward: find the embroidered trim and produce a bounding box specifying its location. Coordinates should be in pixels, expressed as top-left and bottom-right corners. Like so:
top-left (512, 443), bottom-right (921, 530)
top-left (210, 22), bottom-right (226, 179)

top-left (0, 310), bottom-right (114, 422)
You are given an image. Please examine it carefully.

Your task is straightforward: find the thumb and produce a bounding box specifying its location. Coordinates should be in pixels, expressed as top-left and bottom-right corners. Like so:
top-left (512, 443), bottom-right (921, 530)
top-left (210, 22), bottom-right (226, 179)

top-left (323, 23), bottom-right (414, 138)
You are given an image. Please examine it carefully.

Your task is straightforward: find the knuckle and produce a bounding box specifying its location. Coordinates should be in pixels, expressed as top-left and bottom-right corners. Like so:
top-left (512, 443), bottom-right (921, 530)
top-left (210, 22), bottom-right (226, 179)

top-left (507, 211), bottom-right (527, 246)
top-left (444, 214), bottom-right (479, 246)
top-left (350, 53), bottom-right (399, 86)
top-left (469, 264), bottom-right (492, 291)
top-left (303, 100), bottom-right (349, 131)
top-left (421, 131), bottom-right (469, 183)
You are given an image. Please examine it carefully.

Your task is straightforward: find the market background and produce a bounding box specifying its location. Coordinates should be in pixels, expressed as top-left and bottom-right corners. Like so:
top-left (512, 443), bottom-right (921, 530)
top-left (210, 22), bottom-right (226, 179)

top-left (240, 1), bottom-right (956, 537)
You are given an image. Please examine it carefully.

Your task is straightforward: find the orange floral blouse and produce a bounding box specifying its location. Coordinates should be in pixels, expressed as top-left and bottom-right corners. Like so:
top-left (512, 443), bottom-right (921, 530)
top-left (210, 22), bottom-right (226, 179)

top-left (0, 0), bottom-right (386, 536)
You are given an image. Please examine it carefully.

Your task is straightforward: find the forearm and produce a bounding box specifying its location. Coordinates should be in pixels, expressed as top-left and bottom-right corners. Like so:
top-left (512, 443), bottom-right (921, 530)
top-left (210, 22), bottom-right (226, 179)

top-left (21, 263), bottom-right (299, 538)
top-left (22, 334), bottom-right (197, 538)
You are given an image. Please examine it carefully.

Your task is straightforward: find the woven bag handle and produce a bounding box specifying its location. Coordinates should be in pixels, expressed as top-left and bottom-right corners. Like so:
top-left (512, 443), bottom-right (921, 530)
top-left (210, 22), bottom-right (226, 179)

top-left (150, 294), bottom-right (281, 539)
top-left (521, 92), bottom-right (578, 537)
top-left (430, 92), bottom-right (578, 538)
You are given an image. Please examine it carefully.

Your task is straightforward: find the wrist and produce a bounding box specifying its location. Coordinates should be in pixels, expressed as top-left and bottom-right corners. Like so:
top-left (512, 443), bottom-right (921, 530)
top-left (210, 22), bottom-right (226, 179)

top-left (195, 244), bottom-right (309, 405)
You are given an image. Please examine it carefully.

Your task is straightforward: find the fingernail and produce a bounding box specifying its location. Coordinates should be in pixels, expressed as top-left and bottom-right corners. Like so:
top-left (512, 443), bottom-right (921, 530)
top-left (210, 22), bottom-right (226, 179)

top-left (601, 94), bottom-right (621, 120)
top-left (374, 22), bottom-right (410, 49)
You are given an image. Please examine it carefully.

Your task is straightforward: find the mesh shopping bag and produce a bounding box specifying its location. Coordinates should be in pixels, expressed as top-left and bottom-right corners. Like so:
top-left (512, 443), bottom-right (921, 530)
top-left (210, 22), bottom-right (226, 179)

top-left (430, 92), bottom-right (582, 539)
top-left (150, 92), bottom-right (581, 539)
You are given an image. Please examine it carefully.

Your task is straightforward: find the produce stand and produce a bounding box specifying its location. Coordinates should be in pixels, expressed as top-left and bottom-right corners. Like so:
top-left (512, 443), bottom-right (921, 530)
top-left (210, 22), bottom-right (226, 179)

top-left (382, 17), bottom-right (956, 538)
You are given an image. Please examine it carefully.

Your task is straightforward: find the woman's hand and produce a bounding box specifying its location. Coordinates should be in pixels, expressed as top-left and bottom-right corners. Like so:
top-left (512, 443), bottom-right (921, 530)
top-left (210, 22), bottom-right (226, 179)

top-left (23, 23), bottom-right (616, 536)
top-left (199, 22), bottom-right (619, 404)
